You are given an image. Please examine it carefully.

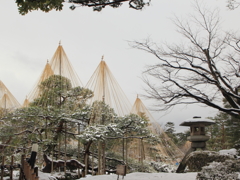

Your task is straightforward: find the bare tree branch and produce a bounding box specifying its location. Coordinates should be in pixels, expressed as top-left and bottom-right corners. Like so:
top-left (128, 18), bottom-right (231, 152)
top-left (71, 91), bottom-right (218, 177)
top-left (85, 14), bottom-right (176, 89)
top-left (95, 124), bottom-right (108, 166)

top-left (130, 3), bottom-right (240, 118)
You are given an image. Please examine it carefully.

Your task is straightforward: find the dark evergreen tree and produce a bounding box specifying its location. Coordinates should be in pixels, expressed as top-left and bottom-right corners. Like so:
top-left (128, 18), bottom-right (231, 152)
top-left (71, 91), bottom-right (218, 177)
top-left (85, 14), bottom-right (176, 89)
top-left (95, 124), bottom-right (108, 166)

top-left (0, 75), bottom-right (93, 156)
top-left (207, 99), bottom-right (240, 151)
top-left (175, 130), bottom-right (190, 148)
top-left (164, 122), bottom-right (178, 144)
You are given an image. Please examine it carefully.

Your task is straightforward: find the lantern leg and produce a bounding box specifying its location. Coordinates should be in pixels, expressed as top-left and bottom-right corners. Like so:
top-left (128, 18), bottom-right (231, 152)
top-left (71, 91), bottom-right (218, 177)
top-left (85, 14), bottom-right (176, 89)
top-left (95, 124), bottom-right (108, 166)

top-left (176, 147), bottom-right (196, 173)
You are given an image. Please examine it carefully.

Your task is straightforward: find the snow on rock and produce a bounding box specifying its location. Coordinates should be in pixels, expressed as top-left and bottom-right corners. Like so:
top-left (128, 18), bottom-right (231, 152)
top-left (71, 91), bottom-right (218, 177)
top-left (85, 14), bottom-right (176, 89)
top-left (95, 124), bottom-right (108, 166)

top-left (219, 148), bottom-right (237, 156)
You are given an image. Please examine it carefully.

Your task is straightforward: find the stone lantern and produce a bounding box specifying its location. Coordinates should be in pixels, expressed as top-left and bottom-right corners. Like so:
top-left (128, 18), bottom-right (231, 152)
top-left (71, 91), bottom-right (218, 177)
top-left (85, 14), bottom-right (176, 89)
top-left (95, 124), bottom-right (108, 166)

top-left (176, 116), bottom-right (215, 173)
top-left (180, 116), bottom-right (215, 149)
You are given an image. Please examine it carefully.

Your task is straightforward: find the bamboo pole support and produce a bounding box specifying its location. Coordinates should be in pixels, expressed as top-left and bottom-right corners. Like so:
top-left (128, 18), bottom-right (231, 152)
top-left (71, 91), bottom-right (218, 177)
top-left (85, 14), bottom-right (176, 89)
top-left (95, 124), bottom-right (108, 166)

top-left (92, 151), bottom-right (94, 176)
top-left (10, 156), bottom-right (13, 180)
top-left (58, 134), bottom-right (61, 160)
top-left (51, 147), bottom-right (54, 175)
top-left (141, 138), bottom-right (144, 172)
top-left (125, 137), bottom-right (128, 173)
top-left (84, 153), bottom-right (88, 176)
top-left (1, 156), bottom-right (5, 180)
top-left (102, 142), bottom-right (105, 174)
top-left (98, 141), bottom-right (102, 175)
top-left (138, 139), bottom-right (141, 164)
top-left (141, 138), bottom-right (145, 160)
top-left (64, 121), bottom-right (67, 175)
top-left (77, 123), bottom-right (81, 178)
top-left (122, 137), bottom-right (125, 163)
top-left (45, 119), bottom-right (48, 139)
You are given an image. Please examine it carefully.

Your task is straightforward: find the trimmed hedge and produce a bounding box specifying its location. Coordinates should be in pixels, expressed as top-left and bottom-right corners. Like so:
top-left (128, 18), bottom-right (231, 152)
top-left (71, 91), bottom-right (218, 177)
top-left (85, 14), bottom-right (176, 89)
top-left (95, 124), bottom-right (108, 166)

top-left (196, 160), bottom-right (240, 180)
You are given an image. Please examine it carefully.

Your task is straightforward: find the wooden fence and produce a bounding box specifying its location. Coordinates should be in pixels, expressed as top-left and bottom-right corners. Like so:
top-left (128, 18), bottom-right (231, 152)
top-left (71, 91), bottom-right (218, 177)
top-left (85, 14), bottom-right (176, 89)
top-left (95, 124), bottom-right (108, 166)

top-left (0, 155), bottom-right (39, 180)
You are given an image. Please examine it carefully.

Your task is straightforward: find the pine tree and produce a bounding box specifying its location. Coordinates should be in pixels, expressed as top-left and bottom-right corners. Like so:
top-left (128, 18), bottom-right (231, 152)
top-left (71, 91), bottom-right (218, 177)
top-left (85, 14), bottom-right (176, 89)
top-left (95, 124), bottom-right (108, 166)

top-left (207, 99), bottom-right (240, 151)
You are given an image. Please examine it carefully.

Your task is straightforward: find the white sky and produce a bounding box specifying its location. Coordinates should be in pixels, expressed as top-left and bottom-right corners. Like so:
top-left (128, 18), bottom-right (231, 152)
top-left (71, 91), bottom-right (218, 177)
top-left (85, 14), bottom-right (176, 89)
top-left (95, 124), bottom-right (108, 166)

top-left (1, 0), bottom-right (240, 132)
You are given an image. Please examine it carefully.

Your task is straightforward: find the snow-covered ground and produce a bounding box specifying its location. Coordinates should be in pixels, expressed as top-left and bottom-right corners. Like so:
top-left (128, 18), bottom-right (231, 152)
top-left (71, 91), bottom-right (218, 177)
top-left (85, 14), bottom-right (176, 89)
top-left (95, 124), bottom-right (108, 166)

top-left (38, 171), bottom-right (198, 180)
top-left (84, 172), bottom-right (198, 180)
top-left (10, 149), bottom-right (239, 180)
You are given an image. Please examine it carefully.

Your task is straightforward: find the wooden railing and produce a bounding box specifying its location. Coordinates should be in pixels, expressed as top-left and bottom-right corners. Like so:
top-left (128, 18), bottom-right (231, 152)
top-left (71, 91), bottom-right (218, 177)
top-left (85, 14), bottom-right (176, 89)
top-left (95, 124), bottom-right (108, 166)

top-left (0, 156), bottom-right (19, 180)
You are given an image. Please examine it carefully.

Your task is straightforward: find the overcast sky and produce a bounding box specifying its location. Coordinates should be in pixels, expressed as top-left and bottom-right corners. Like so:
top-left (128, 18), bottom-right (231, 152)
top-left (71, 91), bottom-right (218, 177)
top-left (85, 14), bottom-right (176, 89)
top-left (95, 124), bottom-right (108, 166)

top-left (1, 0), bottom-right (240, 132)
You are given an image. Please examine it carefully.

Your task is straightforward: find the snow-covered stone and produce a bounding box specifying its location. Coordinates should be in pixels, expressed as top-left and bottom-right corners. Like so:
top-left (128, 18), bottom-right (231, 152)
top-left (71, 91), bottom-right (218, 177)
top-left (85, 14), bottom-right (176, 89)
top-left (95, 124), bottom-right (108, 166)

top-left (219, 148), bottom-right (237, 156)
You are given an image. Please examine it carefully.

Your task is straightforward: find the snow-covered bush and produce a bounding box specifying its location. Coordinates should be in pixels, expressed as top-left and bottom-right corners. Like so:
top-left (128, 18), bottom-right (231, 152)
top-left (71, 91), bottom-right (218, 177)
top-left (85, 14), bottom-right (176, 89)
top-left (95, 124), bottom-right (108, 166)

top-left (196, 160), bottom-right (240, 180)
top-left (150, 161), bottom-right (176, 173)
top-left (186, 150), bottom-right (235, 172)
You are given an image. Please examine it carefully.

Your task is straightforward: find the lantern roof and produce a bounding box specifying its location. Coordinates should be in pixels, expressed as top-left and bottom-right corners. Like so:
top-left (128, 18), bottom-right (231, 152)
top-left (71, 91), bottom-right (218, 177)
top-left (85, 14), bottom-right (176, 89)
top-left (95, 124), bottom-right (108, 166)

top-left (180, 116), bottom-right (215, 126)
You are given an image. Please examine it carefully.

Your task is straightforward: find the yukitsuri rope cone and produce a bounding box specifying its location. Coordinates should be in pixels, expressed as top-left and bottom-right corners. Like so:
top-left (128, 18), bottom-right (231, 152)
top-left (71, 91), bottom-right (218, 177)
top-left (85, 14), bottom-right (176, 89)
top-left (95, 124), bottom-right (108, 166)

top-left (19, 43), bottom-right (184, 174)
top-left (23, 43), bottom-right (83, 107)
top-left (85, 57), bottom-right (132, 117)
top-left (130, 96), bottom-right (184, 165)
top-left (0, 80), bottom-right (20, 110)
